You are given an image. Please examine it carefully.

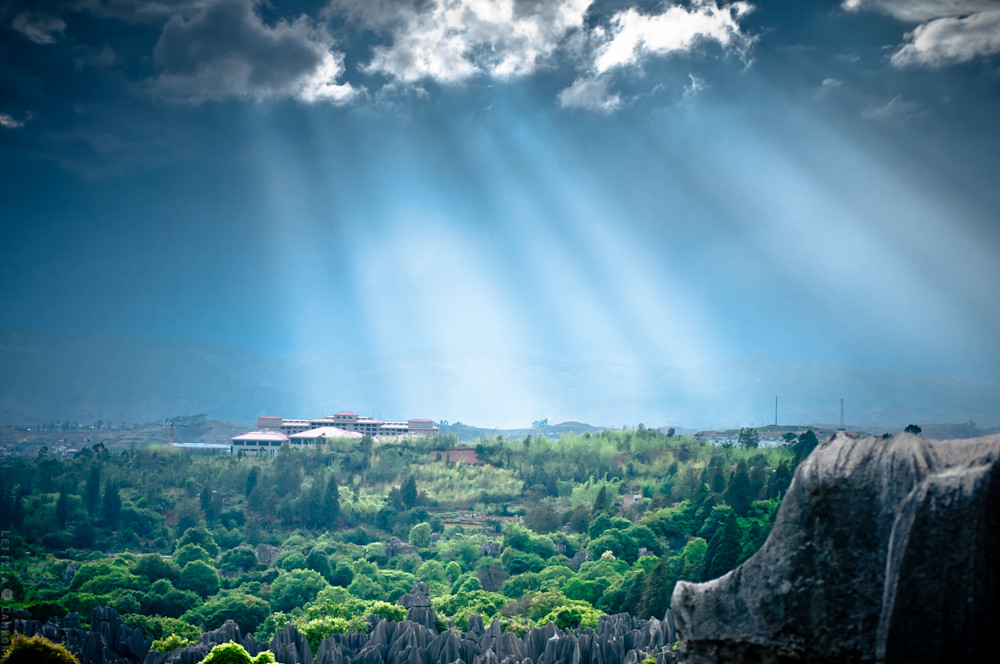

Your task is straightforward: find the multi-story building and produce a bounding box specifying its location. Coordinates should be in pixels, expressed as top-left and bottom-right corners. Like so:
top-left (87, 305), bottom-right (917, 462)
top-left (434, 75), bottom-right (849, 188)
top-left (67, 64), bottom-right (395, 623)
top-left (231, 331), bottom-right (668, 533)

top-left (231, 411), bottom-right (439, 454)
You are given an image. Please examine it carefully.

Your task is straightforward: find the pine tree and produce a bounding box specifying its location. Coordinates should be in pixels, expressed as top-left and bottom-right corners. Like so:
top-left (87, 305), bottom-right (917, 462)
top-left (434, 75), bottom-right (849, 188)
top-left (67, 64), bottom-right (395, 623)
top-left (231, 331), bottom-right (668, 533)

top-left (794, 430), bottom-right (819, 465)
top-left (101, 482), bottom-right (121, 528)
top-left (84, 464), bottom-right (101, 515)
top-left (245, 467), bottom-right (259, 499)
top-left (200, 483), bottom-right (221, 523)
top-left (323, 474), bottom-right (340, 527)
top-left (56, 491), bottom-right (70, 528)
top-left (767, 461), bottom-right (792, 499)
top-left (703, 457), bottom-right (727, 494)
top-left (592, 485), bottom-right (608, 515)
top-left (639, 557), bottom-right (676, 619)
top-left (401, 475), bottom-right (418, 510)
top-left (704, 511), bottom-right (742, 580)
top-left (724, 459), bottom-right (753, 516)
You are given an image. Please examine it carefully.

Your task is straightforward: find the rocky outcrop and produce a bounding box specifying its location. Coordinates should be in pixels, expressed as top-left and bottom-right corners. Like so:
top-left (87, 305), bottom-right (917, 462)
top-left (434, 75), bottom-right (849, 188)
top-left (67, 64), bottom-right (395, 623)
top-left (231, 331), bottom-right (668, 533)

top-left (270, 624), bottom-right (313, 664)
top-left (311, 613), bottom-right (674, 664)
top-left (12, 606), bottom-right (150, 664)
top-left (255, 543), bottom-right (284, 565)
top-left (671, 432), bottom-right (1000, 664)
top-left (398, 582), bottom-right (439, 631)
top-left (143, 619), bottom-right (260, 664)
top-left (14, 603), bottom-right (674, 664)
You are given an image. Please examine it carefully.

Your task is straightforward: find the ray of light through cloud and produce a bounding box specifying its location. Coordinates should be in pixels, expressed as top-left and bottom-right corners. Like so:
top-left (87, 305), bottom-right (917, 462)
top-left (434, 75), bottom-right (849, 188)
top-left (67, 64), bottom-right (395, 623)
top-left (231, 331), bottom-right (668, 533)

top-left (1, 0), bottom-right (999, 427)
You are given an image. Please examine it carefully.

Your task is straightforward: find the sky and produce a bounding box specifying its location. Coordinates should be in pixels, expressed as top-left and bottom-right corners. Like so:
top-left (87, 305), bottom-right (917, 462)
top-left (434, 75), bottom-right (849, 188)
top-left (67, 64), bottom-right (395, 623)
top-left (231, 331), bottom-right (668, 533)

top-left (2, 0), bottom-right (1000, 399)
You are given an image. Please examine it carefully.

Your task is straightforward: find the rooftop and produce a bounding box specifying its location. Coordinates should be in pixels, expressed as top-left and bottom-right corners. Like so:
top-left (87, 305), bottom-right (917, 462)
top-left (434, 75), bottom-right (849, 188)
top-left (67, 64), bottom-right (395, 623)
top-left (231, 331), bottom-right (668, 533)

top-left (290, 426), bottom-right (363, 440)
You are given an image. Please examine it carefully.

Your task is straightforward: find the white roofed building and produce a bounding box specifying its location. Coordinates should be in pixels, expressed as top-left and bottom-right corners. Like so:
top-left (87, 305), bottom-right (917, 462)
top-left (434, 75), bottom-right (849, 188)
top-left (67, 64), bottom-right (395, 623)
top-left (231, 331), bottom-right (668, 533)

top-left (233, 411), bottom-right (439, 453)
top-left (289, 427), bottom-right (363, 445)
top-left (231, 431), bottom-right (289, 454)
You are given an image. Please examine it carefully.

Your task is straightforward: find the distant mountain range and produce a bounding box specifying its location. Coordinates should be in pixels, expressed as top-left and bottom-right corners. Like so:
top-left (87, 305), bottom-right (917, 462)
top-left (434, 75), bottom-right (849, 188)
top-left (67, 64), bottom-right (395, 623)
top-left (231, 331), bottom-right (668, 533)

top-left (1, 328), bottom-right (997, 429)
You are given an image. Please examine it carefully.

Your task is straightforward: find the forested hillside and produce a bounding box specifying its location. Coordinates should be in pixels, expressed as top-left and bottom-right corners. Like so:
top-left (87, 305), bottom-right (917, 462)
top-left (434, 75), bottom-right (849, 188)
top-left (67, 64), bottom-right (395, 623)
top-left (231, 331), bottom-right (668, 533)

top-left (1, 428), bottom-right (815, 656)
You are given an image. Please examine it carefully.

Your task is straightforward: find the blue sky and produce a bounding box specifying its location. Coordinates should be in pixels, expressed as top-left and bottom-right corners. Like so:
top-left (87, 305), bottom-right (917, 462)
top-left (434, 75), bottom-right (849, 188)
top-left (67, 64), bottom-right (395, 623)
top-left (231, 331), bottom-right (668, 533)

top-left (2, 0), bottom-right (999, 393)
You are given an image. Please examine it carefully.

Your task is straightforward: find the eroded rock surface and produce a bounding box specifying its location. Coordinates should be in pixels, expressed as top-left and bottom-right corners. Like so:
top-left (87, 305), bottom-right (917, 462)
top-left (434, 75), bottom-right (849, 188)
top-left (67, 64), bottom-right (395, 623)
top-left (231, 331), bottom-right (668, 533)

top-left (671, 432), bottom-right (1000, 664)
top-left (13, 606), bottom-right (150, 664)
top-left (308, 614), bottom-right (675, 664)
top-left (143, 619), bottom-right (260, 664)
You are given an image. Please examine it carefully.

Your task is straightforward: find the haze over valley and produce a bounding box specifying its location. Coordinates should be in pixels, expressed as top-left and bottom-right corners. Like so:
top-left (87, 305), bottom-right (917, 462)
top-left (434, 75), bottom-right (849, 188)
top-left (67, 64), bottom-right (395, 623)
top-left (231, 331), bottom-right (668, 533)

top-left (2, 328), bottom-right (997, 430)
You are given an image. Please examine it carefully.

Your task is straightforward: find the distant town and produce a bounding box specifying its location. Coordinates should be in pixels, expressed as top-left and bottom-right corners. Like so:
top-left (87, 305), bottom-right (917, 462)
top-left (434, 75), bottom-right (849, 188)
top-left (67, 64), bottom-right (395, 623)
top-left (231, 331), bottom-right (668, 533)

top-left (230, 411), bottom-right (440, 454)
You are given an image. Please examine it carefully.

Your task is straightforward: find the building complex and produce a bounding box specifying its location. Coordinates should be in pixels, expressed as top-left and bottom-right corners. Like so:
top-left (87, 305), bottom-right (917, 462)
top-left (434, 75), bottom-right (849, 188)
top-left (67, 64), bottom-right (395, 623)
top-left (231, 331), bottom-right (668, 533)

top-left (231, 411), bottom-right (439, 453)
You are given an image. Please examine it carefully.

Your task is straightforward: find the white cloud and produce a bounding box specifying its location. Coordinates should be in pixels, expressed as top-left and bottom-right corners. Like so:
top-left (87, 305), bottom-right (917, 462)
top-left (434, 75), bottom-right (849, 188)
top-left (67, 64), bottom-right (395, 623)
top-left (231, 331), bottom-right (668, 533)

top-left (150, 0), bottom-right (359, 104)
top-left (11, 12), bottom-right (66, 44)
top-left (683, 72), bottom-right (707, 99)
top-left (891, 9), bottom-right (1000, 66)
top-left (363, 0), bottom-right (594, 83)
top-left (842, 1), bottom-right (998, 22)
top-left (558, 75), bottom-right (623, 112)
top-left (592, 1), bottom-right (754, 74)
top-left (861, 94), bottom-right (923, 121)
top-left (844, 0), bottom-right (1000, 67)
top-left (0, 113), bottom-right (27, 129)
top-left (821, 77), bottom-right (844, 87)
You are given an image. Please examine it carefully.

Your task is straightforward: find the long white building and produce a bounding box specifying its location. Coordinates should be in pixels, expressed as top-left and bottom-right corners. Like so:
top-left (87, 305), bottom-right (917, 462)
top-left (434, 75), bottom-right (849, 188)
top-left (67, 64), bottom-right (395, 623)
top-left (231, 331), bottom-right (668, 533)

top-left (231, 411), bottom-right (439, 453)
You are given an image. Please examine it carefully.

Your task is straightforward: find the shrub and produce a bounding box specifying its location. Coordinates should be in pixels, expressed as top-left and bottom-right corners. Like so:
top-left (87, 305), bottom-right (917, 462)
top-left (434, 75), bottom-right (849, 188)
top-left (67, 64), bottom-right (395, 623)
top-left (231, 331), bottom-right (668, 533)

top-left (0, 633), bottom-right (79, 664)
top-left (175, 544), bottom-right (212, 568)
top-left (220, 547), bottom-right (259, 573)
top-left (176, 560), bottom-right (220, 597)
top-left (270, 569), bottom-right (329, 613)
top-left (134, 554), bottom-right (180, 583)
top-left (197, 642), bottom-right (275, 664)
top-left (150, 634), bottom-right (195, 653)
top-left (367, 601), bottom-right (406, 622)
top-left (122, 614), bottom-right (200, 642)
top-left (182, 593), bottom-right (270, 634)
top-left (176, 527), bottom-right (220, 558)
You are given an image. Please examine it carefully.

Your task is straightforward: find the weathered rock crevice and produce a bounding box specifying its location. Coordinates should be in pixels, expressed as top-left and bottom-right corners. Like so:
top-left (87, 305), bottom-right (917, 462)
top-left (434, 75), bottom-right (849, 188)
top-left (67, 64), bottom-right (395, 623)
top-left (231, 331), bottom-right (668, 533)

top-left (671, 432), bottom-right (1000, 664)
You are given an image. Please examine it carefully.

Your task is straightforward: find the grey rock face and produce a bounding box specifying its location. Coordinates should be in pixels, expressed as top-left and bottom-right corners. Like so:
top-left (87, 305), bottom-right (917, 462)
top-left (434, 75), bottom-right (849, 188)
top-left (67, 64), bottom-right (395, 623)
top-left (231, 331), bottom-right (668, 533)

top-left (671, 432), bottom-right (1000, 664)
top-left (399, 582), bottom-right (439, 632)
top-left (270, 624), bottom-right (313, 664)
top-left (255, 543), bottom-right (284, 565)
top-left (145, 619), bottom-right (260, 664)
top-left (304, 611), bottom-right (672, 664)
top-left (11, 606), bottom-right (150, 664)
top-left (12, 596), bottom-right (675, 664)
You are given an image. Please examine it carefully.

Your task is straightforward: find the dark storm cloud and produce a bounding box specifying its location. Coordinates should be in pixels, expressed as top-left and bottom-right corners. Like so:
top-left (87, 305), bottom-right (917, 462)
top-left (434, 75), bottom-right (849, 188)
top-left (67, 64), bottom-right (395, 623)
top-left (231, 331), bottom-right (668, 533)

top-left (76, 0), bottom-right (207, 22)
top-left (324, 0), bottom-right (433, 30)
top-left (150, 0), bottom-right (358, 102)
top-left (10, 12), bottom-right (66, 44)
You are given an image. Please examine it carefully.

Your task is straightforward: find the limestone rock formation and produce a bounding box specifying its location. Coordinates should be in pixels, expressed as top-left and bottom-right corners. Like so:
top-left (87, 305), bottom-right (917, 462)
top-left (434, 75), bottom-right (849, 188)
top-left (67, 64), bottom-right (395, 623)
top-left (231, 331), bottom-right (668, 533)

top-left (13, 606), bottom-right (150, 664)
top-left (671, 432), bottom-right (1000, 664)
top-left (270, 624), bottom-right (313, 664)
top-left (308, 613), bottom-right (674, 664)
top-left (398, 582), bottom-right (439, 631)
top-left (143, 619), bottom-right (260, 664)
top-left (13, 599), bottom-right (674, 664)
